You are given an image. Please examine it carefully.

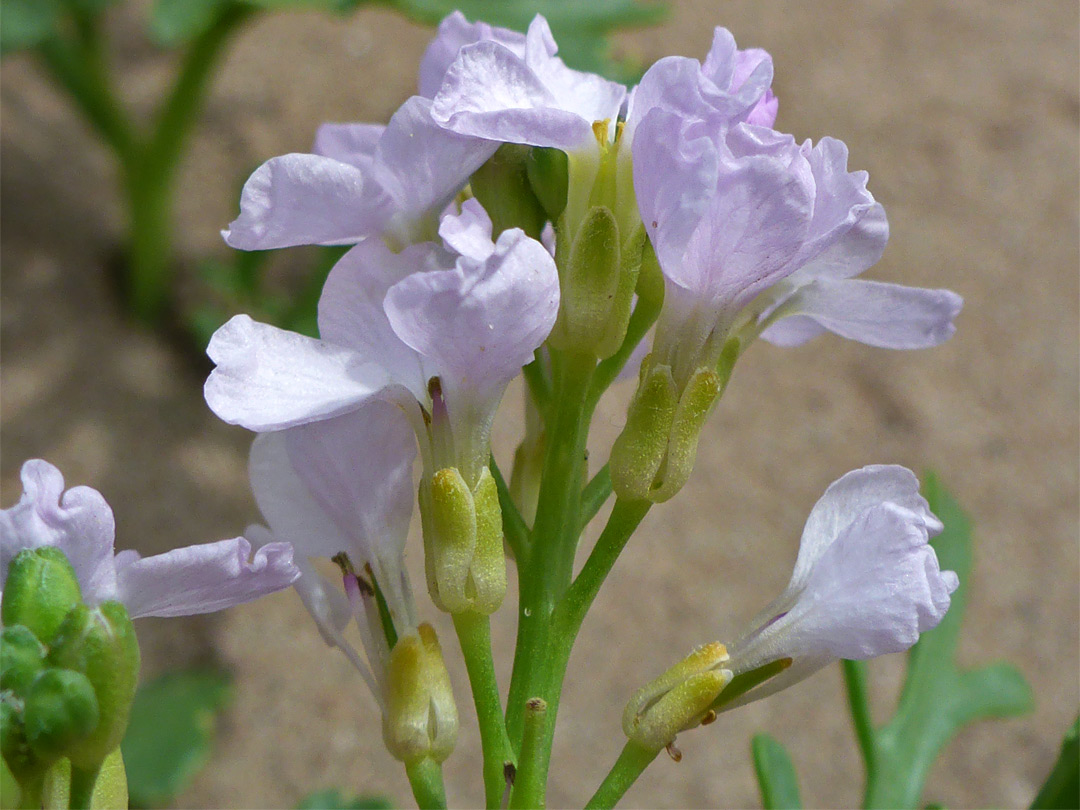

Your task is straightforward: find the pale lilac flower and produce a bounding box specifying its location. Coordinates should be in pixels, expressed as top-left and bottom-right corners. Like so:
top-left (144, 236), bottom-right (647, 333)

top-left (418, 11), bottom-right (526, 100)
top-left (0, 460), bottom-right (299, 618)
top-left (207, 200), bottom-right (560, 485)
top-left (246, 403), bottom-right (417, 701)
top-left (721, 465), bottom-right (958, 708)
top-left (223, 96), bottom-right (497, 251)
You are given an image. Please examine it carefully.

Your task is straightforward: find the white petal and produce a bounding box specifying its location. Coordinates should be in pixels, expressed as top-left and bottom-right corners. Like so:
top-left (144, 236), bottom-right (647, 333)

top-left (114, 536), bottom-right (299, 618)
top-left (0, 460), bottom-right (118, 603)
top-left (222, 153), bottom-right (394, 250)
top-left (205, 315), bottom-right (389, 431)
top-left (761, 278), bottom-right (963, 350)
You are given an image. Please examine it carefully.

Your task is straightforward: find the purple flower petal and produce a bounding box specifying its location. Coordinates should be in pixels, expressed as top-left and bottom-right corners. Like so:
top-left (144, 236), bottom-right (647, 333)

top-left (418, 11), bottom-right (525, 99)
top-left (312, 122), bottom-right (385, 166)
top-left (0, 460), bottom-right (117, 603)
top-left (113, 536), bottom-right (299, 618)
top-left (223, 153), bottom-right (394, 250)
top-left (205, 315), bottom-right (390, 431)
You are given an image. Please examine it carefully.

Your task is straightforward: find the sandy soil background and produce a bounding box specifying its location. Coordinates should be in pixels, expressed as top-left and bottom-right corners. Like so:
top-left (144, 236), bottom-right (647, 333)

top-left (2, 1), bottom-right (1077, 807)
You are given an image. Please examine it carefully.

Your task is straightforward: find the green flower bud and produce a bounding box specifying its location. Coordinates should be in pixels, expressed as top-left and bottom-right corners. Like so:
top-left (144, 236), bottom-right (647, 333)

top-left (1, 547), bottom-right (83, 645)
top-left (46, 602), bottom-right (139, 770)
top-left (526, 146), bottom-right (568, 222)
top-left (382, 623), bottom-right (458, 765)
top-left (2, 695), bottom-right (40, 783)
top-left (549, 205), bottom-right (641, 360)
top-left (470, 144), bottom-right (548, 239)
top-left (419, 467), bottom-right (506, 615)
top-left (23, 669), bottom-right (100, 763)
top-left (623, 642), bottom-right (732, 751)
top-left (0, 626), bottom-right (47, 695)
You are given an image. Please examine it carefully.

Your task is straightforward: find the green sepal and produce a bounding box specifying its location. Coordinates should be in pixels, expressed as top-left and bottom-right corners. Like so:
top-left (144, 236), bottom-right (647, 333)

top-left (41, 748), bottom-right (128, 810)
top-left (23, 669), bottom-right (100, 763)
top-left (470, 144), bottom-right (547, 238)
top-left (382, 624), bottom-right (458, 765)
top-left (648, 366), bottom-right (723, 503)
top-left (46, 602), bottom-right (140, 771)
top-left (609, 363), bottom-right (678, 501)
top-left (526, 147), bottom-right (568, 221)
top-left (1, 695), bottom-right (42, 784)
top-left (1, 547), bottom-right (83, 646)
top-left (0, 626), bottom-right (47, 695)
top-left (419, 467), bottom-right (506, 615)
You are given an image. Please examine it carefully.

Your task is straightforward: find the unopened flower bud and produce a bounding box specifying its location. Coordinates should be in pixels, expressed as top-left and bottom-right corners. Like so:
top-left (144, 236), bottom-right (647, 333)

top-left (2, 696), bottom-right (39, 782)
top-left (623, 642), bottom-right (732, 751)
top-left (470, 144), bottom-right (548, 238)
top-left (1, 626), bottom-right (47, 695)
top-left (382, 623), bottom-right (458, 765)
top-left (526, 146), bottom-right (568, 222)
top-left (1, 547), bottom-right (83, 645)
top-left (420, 467), bottom-right (506, 615)
top-left (23, 669), bottom-right (100, 764)
top-left (549, 205), bottom-right (641, 360)
top-left (46, 602), bottom-right (139, 770)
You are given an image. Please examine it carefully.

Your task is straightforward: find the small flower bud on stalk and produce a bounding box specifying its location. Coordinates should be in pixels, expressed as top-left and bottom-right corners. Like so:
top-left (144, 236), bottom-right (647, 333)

top-left (419, 467), bottom-right (506, 615)
top-left (526, 147), bottom-right (568, 223)
top-left (46, 602), bottom-right (139, 772)
top-left (382, 623), bottom-right (458, 765)
top-left (1, 626), bottom-right (47, 694)
top-left (1, 547), bottom-right (83, 645)
top-left (22, 669), bottom-right (100, 763)
top-left (622, 642), bottom-right (732, 752)
top-left (2, 696), bottom-right (40, 784)
top-left (470, 144), bottom-right (548, 239)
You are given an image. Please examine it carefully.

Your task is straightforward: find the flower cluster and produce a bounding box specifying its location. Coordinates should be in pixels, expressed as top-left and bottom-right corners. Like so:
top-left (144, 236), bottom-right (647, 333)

top-left (200, 8), bottom-right (962, 774)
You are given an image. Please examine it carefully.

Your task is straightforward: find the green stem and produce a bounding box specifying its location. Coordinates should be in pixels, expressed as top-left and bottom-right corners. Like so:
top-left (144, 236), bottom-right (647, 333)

top-left (579, 464), bottom-right (612, 530)
top-left (404, 759), bottom-right (447, 810)
top-left (841, 659), bottom-right (878, 782)
top-left (584, 740), bottom-right (660, 810)
top-left (17, 774), bottom-right (43, 810)
top-left (508, 698), bottom-right (548, 810)
top-left (505, 352), bottom-right (595, 752)
top-left (453, 612), bottom-right (515, 809)
top-left (67, 765), bottom-right (99, 810)
top-left (122, 2), bottom-right (252, 321)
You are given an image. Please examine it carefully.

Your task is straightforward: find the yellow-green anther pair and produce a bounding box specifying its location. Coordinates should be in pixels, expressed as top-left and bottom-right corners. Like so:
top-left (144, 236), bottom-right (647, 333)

top-left (382, 623), bottom-right (458, 765)
top-left (549, 206), bottom-right (645, 361)
top-left (419, 467), bottom-right (506, 615)
top-left (622, 642), bottom-right (732, 751)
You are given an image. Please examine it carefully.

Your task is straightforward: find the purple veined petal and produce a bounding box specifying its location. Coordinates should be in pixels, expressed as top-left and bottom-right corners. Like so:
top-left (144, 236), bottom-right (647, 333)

top-left (430, 39), bottom-right (597, 151)
top-left (222, 153), bottom-right (395, 250)
top-left (205, 315), bottom-right (391, 432)
top-left (317, 241), bottom-right (441, 402)
top-left (761, 278), bottom-right (963, 350)
top-left (0, 460), bottom-right (118, 603)
top-left (677, 141), bottom-right (815, 309)
top-left (375, 96), bottom-right (498, 221)
top-left (249, 432), bottom-right (357, 561)
top-left (790, 199), bottom-right (889, 283)
top-left (312, 122), bottom-right (385, 166)
top-left (438, 198), bottom-right (495, 261)
top-left (790, 465), bottom-right (942, 591)
top-left (624, 57), bottom-right (706, 146)
top-left (633, 109), bottom-right (719, 275)
top-left (113, 536), bottom-right (299, 619)
top-left (384, 227), bottom-right (560, 395)
top-left (282, 403), bottom-right (417, 619)
top-left (418, 10), bottom-right (526, 98)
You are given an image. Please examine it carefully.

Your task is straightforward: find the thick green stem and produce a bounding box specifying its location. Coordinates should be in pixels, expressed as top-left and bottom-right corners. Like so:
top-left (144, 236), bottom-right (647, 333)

top-left (508, 698), bottom-right (548, 810)
top-left (452, 612), bottom-right (515, 809)
top-left (67, 764), bottom-right (99, 810)
top-left (404, 759), bottom-right (447, 810)
top-left (841, 659), bottom-right (878, 783)
top-left (584, 740), bottom-right (660, 810)
top-left (505, 352), bottom-right (595, 752)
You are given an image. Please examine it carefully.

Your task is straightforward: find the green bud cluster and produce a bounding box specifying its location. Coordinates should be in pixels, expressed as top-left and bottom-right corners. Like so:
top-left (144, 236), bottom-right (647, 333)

top-left (419, 467), bottom-right (507, 615)
top-left (1, 547), bottom-right (140, 802)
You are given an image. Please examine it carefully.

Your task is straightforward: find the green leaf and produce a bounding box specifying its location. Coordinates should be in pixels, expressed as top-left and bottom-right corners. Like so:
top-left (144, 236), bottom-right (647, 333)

top-left (384, 0), bottom-right (666, 80)
top-left (149, 0), bottom-right (226, 45)
top-left (296, 788), bottom-right (394, 809)
top-left (0, 0), bottom-right (60, 55)
top-left (752, 734), bottom-right (802, 810)
top-left (1030, 715), bottom-right (1079, 809)
top-left (120, 670), bottom-right (233, 808)
top-left (862, 473), bottom-right (1035, 809)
